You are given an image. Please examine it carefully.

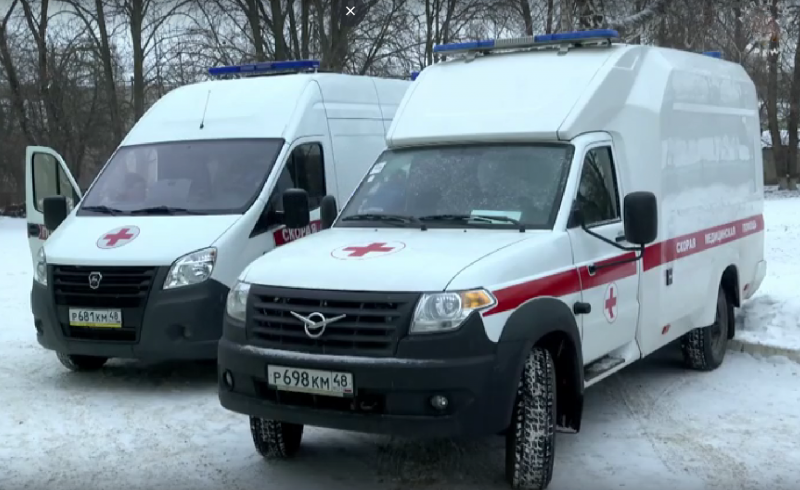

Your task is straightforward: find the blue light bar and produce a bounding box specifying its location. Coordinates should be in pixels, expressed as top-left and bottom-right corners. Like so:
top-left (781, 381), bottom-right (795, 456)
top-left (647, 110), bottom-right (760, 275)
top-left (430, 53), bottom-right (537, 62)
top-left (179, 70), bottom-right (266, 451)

top-left (433, 39), bottom-right (496, 54)
top-left (208, 59), bottom-right (320, 76)
top-left (534, 29), bottom-right (619, 43)
top-left (410, 71), bottom-right (420, 81)
top-left (702, 51), bottom-right (722, 59)
top-left (432, 29), bottom-right (620, 56)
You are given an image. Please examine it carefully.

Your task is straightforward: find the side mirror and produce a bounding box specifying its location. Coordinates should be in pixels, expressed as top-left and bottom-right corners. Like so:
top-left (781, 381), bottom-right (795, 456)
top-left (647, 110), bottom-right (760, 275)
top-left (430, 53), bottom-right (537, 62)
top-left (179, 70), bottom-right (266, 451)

top-left (320, 195), bottom-right (338, 230)
top-left (43, 196), bottom-right (69, 231)
top-left (282, 188), bottom-right (310, 229)
top-left (623, 191), bottom-right (658, 245)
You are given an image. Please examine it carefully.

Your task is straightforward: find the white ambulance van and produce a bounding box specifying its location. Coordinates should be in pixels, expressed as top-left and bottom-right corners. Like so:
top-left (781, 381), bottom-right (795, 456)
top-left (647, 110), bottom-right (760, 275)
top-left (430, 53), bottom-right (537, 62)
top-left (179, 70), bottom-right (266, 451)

top-left (216, 31), bottom-right (766, 489)
top-left (26, 60), bottom-right (411, 372)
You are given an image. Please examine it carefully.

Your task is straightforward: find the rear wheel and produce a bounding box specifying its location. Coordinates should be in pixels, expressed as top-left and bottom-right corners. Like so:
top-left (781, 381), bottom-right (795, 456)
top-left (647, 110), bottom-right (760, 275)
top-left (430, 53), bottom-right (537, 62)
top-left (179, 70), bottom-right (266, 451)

top-left (250, 416), bottom-right (304, 459)
top-left (681, 286), bottom-right (731, 371)
top-left (56, 352), bottom-right (108, 372)
top-left (505, 347), bottom-right (557, 490)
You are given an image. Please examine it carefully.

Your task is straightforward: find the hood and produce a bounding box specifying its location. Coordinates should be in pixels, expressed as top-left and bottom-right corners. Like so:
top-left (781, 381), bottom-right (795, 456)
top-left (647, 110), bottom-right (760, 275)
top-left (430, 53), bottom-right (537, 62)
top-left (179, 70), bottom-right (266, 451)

top-left (44, 215), bottom-right (240, 266)
top-left (242, 227), bottom-right (538, 292)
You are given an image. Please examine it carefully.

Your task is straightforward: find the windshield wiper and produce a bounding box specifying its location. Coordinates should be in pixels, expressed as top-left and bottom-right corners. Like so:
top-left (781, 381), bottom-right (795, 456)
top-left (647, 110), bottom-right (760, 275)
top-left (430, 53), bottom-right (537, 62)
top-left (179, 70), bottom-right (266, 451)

top-left (419, 214), bottom-right (525, 231)
top-left (129, 205), bottom-right (202, 215)
top-left (81, 205), bottom-right (123, 215)
top-left (340, 213), bottom-right (422, 227)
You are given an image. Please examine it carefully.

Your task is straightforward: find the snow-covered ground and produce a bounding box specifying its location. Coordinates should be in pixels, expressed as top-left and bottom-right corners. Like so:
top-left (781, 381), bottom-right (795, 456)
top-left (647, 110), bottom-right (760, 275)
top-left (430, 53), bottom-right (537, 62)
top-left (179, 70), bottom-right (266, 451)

top-left (736, 188), bottom-right (800, 351)
top-left (1, 199), bottom-right (799, 490)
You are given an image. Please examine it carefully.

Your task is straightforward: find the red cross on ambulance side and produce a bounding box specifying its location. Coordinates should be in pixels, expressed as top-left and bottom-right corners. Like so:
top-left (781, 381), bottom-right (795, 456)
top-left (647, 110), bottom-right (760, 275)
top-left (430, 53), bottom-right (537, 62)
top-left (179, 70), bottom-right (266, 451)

top-left (603, 282), bottom-right (618, 323)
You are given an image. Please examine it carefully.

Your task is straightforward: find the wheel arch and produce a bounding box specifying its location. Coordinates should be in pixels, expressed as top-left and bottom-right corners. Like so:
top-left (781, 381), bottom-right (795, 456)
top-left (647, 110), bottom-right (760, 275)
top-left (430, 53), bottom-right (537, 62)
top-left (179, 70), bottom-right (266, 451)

top-left (499, 296), bottom-right (585, 432)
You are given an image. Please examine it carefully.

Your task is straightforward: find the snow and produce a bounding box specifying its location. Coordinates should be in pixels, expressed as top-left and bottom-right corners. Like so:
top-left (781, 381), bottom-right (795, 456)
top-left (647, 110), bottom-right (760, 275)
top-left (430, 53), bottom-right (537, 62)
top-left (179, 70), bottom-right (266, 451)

top-left (736, 188), bottom-right (800, 351)
top-left (1, 209), bottom-right (800, 490)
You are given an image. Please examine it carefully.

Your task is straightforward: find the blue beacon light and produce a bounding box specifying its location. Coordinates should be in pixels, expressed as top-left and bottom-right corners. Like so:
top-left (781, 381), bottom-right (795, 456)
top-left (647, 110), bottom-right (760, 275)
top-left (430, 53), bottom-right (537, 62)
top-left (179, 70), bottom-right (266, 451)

top-left (208, 59), bottom-right (321, 76)
top-left (432, 29), bottom-right (620, 54)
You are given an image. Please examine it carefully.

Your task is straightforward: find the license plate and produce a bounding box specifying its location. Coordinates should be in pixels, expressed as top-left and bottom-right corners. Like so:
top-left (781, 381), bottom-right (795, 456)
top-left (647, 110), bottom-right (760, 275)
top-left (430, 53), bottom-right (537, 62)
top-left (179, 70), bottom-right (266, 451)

top-left (68, 308), bottom-right (122, 328)
top-left (267, 365), bottom-right (354, 397)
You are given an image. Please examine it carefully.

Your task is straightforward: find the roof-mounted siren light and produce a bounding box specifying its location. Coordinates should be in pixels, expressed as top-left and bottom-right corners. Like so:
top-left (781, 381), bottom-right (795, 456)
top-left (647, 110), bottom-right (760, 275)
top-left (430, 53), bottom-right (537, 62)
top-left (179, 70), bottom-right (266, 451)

top-left (208, 59), bottom-right (321, 77)
top-left (410, 71), bottom-right (420, 81)
top-left (702, 51), bottom-right (723, 59)
top-left (431, 29), bottom-right (620, 57)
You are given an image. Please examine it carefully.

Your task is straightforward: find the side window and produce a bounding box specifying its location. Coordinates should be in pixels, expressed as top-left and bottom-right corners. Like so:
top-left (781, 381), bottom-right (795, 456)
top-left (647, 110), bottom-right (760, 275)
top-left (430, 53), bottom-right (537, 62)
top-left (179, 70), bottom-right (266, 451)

top-left (32, 153), bottom-right (76, 212)
top-left (270, 142), bottom-right (326, 210)
top-left (575, 146), bottom-right (621, 226)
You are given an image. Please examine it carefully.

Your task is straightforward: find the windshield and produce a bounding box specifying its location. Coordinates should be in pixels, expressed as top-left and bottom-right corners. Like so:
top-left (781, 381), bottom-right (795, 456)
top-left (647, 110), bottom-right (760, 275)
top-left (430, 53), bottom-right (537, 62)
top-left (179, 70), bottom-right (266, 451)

top-left (337, 144), bottom-right (573, 229)
top-left (78, 139), bottom-right (284, 215)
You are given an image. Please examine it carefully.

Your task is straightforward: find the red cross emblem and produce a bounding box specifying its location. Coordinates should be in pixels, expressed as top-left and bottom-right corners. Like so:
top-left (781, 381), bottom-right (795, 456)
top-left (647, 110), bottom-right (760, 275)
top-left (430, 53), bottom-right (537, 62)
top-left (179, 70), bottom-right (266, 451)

top-left (603, 282), bottom-right (618, 323)
top-left (97, 226), bottom-right (140, 249)
top-left (331, 241), bottom-right (406, 260)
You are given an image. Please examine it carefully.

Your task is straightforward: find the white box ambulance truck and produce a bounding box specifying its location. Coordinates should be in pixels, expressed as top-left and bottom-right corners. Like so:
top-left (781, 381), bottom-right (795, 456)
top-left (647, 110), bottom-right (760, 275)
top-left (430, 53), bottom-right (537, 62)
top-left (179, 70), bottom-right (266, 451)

top-left (216, 31), bottom-right (766, 489)
top-left (26, 60), bottom-right (411, 372)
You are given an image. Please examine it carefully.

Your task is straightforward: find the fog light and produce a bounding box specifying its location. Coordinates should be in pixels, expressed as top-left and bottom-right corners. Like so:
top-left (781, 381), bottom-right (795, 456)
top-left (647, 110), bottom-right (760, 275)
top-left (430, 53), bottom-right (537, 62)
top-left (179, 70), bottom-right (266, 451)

top-left (223, 370), bottom-right (234, 389)
top-left (430, 395), bottom-right (449, 410)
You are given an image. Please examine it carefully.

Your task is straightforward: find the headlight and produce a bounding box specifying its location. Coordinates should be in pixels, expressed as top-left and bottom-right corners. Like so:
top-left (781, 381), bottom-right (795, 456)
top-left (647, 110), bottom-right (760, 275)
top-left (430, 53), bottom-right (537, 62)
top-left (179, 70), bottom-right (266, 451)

top-left (225, 280), bottom-right (251, 323)
top-left (163, 247), bottom-right (217, 289)
top-left (34, 247), bottom-right (47, 286)
top-left (410, 288), bottom-right (497, 334)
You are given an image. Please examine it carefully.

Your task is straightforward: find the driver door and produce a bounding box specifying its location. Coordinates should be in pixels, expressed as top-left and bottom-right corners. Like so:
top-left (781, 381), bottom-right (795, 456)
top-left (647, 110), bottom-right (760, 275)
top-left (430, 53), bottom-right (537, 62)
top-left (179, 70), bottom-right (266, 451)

top-left (25, 146), bottom-right (81, 270)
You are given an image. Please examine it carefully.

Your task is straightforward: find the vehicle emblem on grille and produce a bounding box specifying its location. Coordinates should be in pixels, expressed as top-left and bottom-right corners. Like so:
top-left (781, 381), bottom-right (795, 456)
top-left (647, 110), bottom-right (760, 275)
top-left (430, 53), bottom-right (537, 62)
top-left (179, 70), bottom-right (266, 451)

top-left (290, 311), bottom-right (346, 339)
top-left (88, 272), bottom-right (103, 290)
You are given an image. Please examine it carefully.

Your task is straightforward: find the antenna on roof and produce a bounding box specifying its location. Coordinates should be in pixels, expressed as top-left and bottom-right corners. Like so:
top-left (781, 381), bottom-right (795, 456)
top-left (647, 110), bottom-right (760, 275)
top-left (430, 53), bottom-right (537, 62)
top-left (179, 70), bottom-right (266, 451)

top-left (199, 90), bottom-right (211, 130)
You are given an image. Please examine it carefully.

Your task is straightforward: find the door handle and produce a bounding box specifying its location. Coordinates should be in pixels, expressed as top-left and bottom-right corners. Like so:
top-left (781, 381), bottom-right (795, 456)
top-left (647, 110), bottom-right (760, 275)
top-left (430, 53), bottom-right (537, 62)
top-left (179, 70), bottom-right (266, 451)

top-left (27, 223), bottom-right (40, 238)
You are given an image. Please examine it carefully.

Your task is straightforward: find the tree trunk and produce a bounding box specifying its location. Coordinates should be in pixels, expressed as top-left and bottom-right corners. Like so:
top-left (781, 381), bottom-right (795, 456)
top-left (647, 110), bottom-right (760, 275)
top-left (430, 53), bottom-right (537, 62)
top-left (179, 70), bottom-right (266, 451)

top-left (95, 0), bottom-right (124, 142)
top-left (766, 0), bottom-right (786, 188)
top-left (785, 8), bottom-right (800, 190)
top-left (0, 0), bottom-right (36, 144)
top-left (519, 0), bottom-right (533, 36)
top-left (129, 0), bottom-right (146, 121)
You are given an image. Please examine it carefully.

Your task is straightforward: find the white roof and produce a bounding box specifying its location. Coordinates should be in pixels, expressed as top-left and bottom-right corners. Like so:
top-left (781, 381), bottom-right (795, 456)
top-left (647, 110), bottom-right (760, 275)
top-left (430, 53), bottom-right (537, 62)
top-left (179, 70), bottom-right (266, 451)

top-left (122, 73), bottom-right (409, 146)
top-left (388, 44), bottom-right (757, 146)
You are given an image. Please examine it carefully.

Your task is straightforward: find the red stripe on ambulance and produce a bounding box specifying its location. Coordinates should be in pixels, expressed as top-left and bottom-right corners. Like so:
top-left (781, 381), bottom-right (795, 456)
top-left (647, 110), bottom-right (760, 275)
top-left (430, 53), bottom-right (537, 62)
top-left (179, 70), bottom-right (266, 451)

top-left (485, 214), bottom-right (764, 316)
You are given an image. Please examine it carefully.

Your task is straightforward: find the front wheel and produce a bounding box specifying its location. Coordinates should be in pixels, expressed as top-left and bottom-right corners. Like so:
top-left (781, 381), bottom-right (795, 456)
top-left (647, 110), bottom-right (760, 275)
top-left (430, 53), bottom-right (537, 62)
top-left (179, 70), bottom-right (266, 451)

top-left (681, 286), bottom-right (731, 371)
top-left (505, 347), bottom-right (557, 490)
top-left (250, 416), bottom-right (304, 459)
top-left (56, 352), bottom-right (108, 372)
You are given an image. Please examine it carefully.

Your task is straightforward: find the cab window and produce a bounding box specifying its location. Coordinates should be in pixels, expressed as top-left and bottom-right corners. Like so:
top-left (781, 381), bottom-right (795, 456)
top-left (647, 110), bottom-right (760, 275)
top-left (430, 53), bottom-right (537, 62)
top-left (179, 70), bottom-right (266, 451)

top-left (32, 153), bottom-right (78, 212)
top-left (270, 142), bottom-right (326, 210)
top-left (575, 146), bottom-right (621, 227)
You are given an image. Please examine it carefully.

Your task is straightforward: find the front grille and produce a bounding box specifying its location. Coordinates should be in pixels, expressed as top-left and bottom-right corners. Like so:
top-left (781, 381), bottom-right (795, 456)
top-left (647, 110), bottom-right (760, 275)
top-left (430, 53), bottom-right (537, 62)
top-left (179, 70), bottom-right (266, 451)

top-left (247, 286), bottom-right (420, 357)
top-left (52, 265), bottom-right (157, 308)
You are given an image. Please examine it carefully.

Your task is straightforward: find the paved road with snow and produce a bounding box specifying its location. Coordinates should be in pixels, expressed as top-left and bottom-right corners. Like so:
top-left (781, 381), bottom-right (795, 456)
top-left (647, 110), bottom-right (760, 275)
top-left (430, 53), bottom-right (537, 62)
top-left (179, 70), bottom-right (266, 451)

top-left (2, 211), bottom-right (799, 490)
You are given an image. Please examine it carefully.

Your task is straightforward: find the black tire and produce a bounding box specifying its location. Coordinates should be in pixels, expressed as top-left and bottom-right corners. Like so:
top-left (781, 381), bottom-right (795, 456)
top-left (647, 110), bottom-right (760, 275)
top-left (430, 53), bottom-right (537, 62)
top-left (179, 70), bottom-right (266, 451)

top-left (505, 348), bottom-right (557, 490)
top-left (681, 286), bottom-right (731, 371)
top-left (250, 416), bottom-right (304, 459)
top-left (56, 352), bottom-right (108, 372)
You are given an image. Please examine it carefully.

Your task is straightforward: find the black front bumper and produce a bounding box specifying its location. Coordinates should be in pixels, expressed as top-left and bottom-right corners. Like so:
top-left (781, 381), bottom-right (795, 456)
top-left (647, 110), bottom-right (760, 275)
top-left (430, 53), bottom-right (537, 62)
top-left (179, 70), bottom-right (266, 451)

top-left (218, 314), bottom-right (526, 438)
top-left (31, 266), bottom-right (228, 360)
